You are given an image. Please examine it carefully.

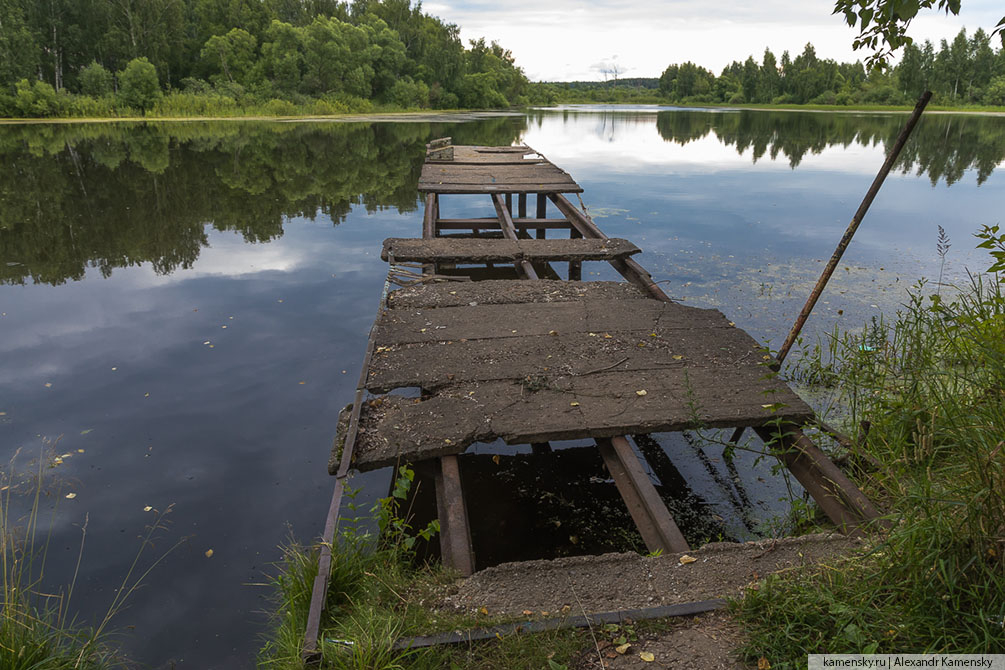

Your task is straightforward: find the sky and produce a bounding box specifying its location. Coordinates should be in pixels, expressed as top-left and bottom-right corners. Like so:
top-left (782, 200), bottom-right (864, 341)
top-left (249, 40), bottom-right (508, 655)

top-left (419, 0), bottom-right (1005, 81)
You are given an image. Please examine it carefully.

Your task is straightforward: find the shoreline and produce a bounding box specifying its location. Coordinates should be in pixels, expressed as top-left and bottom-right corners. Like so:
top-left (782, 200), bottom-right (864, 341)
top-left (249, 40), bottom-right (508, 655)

top-left (1, 103), bottom-right (1004, 125)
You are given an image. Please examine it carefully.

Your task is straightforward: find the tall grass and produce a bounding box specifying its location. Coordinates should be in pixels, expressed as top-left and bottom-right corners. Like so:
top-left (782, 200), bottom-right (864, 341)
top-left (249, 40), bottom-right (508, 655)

top-left (1, 445), bottom-right (181, 669)
top-left (736, 229), bottom-right (1005, 666)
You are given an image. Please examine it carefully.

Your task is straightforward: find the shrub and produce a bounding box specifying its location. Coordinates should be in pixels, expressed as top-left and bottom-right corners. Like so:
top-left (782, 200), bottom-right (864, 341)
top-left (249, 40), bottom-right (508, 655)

top-left (983, 76), bottom-right (1005, 106)
top-left (811, 91), bottom-right (838, 105)
top-left (117, 57), bottom-right (162, 112)
top-left (14, 79), bottom-right (61, 117)
top-left (79, 61), bottom-right (114, 97)
top-left (387, 76), bottom-right (429, 108)
top-left (260, 98), bottom-right (296, 115)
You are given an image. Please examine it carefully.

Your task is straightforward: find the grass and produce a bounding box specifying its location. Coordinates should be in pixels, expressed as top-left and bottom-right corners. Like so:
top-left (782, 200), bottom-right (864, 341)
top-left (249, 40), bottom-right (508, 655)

top-left (1, 444), bottom-right (182, 669)
top-left (256, 474), bottom-right (682, 670)
top-left (734, 228), bottom-right (1005, 667)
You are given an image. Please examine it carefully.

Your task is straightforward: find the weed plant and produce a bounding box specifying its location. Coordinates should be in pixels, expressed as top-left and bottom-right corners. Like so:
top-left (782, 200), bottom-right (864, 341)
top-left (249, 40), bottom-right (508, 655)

top-left (736, 227), bottom-right (1005, 666)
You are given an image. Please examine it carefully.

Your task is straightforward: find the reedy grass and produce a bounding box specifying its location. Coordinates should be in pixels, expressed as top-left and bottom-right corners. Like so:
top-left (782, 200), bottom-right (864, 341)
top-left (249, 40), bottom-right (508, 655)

top-left (1, 443), bottom-right (183, 669)
top-left (736, 230), bottom-right (1005, 667)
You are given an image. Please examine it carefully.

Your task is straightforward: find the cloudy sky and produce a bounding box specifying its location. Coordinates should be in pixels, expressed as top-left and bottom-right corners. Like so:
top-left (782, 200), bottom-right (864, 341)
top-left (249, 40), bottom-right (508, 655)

top-left (420, 0), bottom-right (1005, 81)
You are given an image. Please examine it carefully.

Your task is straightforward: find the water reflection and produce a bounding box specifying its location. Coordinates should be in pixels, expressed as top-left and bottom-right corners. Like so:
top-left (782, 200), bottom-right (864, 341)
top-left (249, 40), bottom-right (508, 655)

top-left (528, 107), bottom-right (1005, 185)
top-left (0, 117), bottom-right (525, 286)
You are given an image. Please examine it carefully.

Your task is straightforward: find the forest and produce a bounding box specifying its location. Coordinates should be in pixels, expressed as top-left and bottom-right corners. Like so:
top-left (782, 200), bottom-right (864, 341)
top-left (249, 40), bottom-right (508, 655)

top-left (0, 0), bottom-right (529, 117)
top-left (534, 28), bottom-right (1005, 107)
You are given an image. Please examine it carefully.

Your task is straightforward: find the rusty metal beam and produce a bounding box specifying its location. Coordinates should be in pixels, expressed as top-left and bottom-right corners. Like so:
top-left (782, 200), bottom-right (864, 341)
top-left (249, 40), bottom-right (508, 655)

top-left (753, 425), bottom-right (885, 535)
top-left (437, 454), bottom-right (475, 576)
top-left (596, 436), bottom-right (690, 554)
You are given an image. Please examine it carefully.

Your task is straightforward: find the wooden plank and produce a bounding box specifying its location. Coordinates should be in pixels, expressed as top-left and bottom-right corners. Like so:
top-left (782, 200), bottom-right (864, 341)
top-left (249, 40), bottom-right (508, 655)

top-left (438, 454), bottom-right (474, 576)
top-left (380, 238), bottom-right (641, 264)
top-left (365, 328), bottom-right (770, 392)
top-left (597, 437), bottom-right (689, 553)
top-left (435, 218), bottom-right (571, 231)
top-left (421, 183), bottom-right (584, 194)
top-left (373, 298), bottom-right (732, 346)
top-left (421, 193), bottom-right (436, 240)
top-left (386, 279), bottom-right (646, 309)
top-left (341, 364), bottom-right (813, 471)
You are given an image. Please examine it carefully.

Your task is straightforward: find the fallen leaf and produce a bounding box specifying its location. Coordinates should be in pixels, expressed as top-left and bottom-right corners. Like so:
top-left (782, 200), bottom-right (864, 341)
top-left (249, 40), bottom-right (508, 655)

top-left (221, 325), bottom-right (227, 329)
top-left (758, 657), bottom-right (771, 670)
top-left (299, 381), bottom-right (306, 385)
top-left (636, 390), bottom-right (647, 396)
top-left (204, 341), bottom-right (211, 345)
top-left (143, 506), bottom-right (153, 512)
top-left (77, 449), bottom-right (84, 453)
top-left (144, 393), bottom-right (150, 397)
top-left (560, 605), bottom-right (571, 614)
top-left (522, 610), bottom-right (532, 616)
top-left (205, 549), bottom-right (214, 558)
top-left (111, 367), bottom-right (117, 371)
top-left (44, 382), bottom-right (52, 388)
top-left (570, 401), bottom-right (580, 407)
top-left (80, 429), bottom-right (92, 435)
top-left (603, 333), bottom-right (612, 338)
top-left (679, 554), bottom-right (698, 564)
top-left (479, 606), bottom-right (488, 615)
top-left (548, 330), bottom-right (559, 336)
top-left (444, 438), bottom-right (452, 444)
top-left (762, 355), bottom-right (771, 360)
top-left (53, 457), bottom-right (63, 465)
top-left (672, 355), bottom-right (684, 360)
top-left (616, 643), bottom-right (631, 654)
top-left (640, 651), bottom-right (655, 662)
top-left (65, 492), bottom-right (76, 499)
top-left (492, 454), bottom-right (501, 465)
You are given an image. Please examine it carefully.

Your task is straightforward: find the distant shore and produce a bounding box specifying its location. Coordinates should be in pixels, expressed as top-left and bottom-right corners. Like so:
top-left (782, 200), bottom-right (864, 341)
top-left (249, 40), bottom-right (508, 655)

top-left (0, 102), bottom-right (1003, 125)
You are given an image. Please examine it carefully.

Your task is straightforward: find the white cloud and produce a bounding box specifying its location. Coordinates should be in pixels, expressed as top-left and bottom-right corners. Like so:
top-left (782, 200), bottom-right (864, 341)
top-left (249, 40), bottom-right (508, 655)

top-left (424, 0), bottom-right (998, 81)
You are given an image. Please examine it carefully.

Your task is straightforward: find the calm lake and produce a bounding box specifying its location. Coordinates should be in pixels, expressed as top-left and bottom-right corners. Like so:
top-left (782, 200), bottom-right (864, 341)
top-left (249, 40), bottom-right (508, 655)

top-left (2, 106), bottom-right (1003, 667)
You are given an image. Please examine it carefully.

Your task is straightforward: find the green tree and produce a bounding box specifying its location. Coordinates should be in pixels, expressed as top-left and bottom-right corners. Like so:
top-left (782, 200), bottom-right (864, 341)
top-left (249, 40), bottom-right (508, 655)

top-left (117, 56), bottom-right (161, 111)
top-left (200, 28), bottom-right (258, 85)
top-left (79, 60), bottom-right (114, 96)
top-left (757, 48), bottom-right (781, 101)
top-left (834, 0), bottom-right (1004, 66)
top-left (0, 0), bottom-right (38, 85)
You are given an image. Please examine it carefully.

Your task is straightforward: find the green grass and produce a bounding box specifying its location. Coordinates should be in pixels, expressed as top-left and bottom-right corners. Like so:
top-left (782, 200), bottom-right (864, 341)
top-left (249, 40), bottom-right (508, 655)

top-left (734, 229), bottom-right (1005, 668)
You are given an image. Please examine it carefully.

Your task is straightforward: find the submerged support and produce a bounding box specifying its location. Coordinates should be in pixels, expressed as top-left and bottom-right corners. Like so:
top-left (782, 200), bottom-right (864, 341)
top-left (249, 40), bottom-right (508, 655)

top-left (436, 454), bottom-right (475, 576)
top-left (753, 425), bottom-right (885, 535)
top-left (597, 436), bottom-right (690, 554)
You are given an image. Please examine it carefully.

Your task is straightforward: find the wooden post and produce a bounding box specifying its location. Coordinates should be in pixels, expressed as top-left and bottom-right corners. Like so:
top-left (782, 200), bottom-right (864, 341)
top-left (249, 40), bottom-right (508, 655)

top-left (436, 455), bottom-right (475, 575)
top-left (596, 437), bottom-right (690, 554)
top-left (536, 194), bottom-right (547, 239)
top-left (569, 228), bottom-right (583, 281)
top-left (518, 193), bottom-right (527, 218)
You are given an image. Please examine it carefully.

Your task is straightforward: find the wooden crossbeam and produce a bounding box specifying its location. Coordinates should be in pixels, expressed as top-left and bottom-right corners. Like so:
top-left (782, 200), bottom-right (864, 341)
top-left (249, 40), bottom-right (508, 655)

top-left (597, 437), bottom-right (690, 554)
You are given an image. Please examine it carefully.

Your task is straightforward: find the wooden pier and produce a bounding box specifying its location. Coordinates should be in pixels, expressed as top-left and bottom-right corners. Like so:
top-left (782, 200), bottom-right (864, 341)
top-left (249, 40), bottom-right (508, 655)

top-left (306, 139), bottom-right (880, 658)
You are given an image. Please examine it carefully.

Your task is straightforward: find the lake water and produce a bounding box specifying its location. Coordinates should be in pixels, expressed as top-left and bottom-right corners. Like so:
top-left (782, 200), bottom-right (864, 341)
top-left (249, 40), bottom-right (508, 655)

top-left (1, 106), bottom-right (1003, 667)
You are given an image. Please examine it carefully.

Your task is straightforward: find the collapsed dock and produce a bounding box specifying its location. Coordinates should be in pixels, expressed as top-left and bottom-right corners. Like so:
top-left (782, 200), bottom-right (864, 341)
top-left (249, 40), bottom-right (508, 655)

top-left (304, 139), bottom-right (880, 658)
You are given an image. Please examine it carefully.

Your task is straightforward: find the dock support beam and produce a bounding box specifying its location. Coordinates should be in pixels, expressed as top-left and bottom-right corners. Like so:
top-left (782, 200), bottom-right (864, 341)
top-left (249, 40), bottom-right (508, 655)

top-left (435, 454), bottom-right (475, 576)
top-left (753, 425), bottom-right (884, 535)
top-left (597, 436), bottom-right (690, 554)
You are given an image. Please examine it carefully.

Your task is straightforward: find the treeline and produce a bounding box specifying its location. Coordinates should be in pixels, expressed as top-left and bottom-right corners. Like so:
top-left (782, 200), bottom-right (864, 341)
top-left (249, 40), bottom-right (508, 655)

top-left (0, 0), bottom-right (529, 118)
top-left (530, 28), bottom-right (1005, 107)
top-left (656, 29), bottom-right (1005, 106)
